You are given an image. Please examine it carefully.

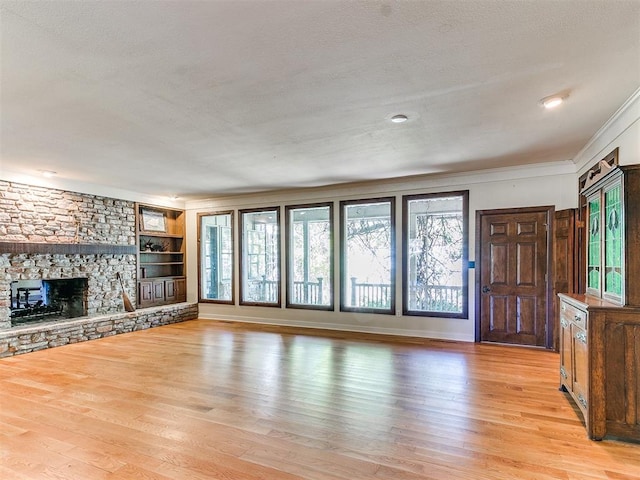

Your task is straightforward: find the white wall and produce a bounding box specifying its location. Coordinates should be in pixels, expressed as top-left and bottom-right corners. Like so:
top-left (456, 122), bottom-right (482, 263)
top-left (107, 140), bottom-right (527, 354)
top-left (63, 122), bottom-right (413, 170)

top-left (185, 161), bottom-right (576, 342)
top-left (185, 89), bottom-right (639, 342)
top-left (574, 88), bottom-right (640, 174)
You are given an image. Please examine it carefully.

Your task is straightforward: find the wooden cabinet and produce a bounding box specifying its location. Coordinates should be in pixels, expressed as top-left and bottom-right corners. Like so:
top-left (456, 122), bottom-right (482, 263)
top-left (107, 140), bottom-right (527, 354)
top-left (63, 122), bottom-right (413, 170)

top-left (138, 278), bottom-right (187, 308)
top-left (559, 294), bottom-right (640, 441)
top-left (581, 162), bottom-right (640, 306)
top-left (136, 203), bottom-right (186, 307)
top-left (557, 160), bottom-right (640, 442)
top-left (559, 299), bottom-right (584, 411)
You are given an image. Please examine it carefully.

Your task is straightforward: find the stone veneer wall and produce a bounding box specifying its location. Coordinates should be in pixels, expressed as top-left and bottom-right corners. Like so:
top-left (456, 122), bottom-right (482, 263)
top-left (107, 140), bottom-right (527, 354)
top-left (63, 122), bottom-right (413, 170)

top-left (1, 253), bottom-right (137, 328)
top-left (0, 180), bottom-right (134, 244)
top-left (0, 180), bottom-right (137, 329)
top-left (0, 302), bottom-right (198, 357)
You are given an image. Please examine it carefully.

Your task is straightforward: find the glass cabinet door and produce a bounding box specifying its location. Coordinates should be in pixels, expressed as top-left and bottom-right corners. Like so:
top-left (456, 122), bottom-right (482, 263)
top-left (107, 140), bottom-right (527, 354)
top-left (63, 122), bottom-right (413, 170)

top-left (585, 175), bottom-right (624, 303)
top-left (587, 195), bottom-right (601, 295)
top-left (603, 182), bottom-right (623, 300)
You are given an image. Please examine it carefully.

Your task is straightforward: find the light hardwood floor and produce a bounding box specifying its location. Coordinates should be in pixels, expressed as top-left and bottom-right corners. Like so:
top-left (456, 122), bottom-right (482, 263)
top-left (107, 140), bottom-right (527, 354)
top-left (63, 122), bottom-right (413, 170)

top-left (1, 319), bottom-right (638, 479)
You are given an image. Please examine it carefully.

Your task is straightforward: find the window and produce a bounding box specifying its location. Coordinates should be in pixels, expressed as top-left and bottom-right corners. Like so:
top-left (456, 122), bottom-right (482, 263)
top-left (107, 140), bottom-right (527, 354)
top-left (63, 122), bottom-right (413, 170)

top-left (198, 212), bottom-right (234, 303)
top-left (285, 203), bottom-right (333, 309)
top-left (340, 198), bottom-right (395, 313)
top-left (240, 208), bottom-right (280, 306)
top-left (402, 191), bottom-right (468, 318)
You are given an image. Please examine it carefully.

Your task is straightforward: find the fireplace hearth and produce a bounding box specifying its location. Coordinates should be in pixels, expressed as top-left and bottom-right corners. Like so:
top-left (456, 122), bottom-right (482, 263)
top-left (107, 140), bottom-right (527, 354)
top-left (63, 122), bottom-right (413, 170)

top-left (10, 278), bottom-right (88, 327)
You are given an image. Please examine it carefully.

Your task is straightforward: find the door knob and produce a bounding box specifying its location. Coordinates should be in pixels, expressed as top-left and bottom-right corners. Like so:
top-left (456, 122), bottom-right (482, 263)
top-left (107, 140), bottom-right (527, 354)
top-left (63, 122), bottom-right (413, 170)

top-left (482, 286), bottom-right (491, 293)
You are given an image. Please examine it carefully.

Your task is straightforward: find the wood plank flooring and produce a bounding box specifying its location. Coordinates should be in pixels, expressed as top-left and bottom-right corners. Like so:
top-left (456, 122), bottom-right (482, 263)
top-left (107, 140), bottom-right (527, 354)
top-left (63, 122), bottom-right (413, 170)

top-left (1, 319), bottom-right (639, 479)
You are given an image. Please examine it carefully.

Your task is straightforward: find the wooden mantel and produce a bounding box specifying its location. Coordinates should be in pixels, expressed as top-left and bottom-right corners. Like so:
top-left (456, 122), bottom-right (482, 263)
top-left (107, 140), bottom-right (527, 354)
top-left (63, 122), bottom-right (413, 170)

top-left (0, 242), bottom-right (136, 255)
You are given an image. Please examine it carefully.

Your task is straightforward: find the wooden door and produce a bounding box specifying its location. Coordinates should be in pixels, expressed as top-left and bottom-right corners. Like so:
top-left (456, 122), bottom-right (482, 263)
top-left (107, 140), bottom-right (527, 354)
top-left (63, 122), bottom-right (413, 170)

top-left (175, 278), bottom-right (186, 302)
top-left (571, 323), bottom-right (589, 412)
top-left (552, 209), bottom-right (578, 350)
top-left (139, 280), bottom-right (154, 307)
top-left (165, 279), bottom-right (176, 302)
top-left (152, 280), bottom-right (165, 303)
top-left (477, 207), bottom-right (552, 347)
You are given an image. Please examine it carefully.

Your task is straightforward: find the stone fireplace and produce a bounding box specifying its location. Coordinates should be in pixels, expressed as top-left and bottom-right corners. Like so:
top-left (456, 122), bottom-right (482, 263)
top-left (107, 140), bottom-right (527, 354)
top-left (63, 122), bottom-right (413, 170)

top-left (0, 180), bottom-right (198, 357)
top-left (1, 251), bottom-right (138, 330)
top-left (0, 180), bottom-right (138, 330)
top-left (10, 277), bottom-right (89, 326)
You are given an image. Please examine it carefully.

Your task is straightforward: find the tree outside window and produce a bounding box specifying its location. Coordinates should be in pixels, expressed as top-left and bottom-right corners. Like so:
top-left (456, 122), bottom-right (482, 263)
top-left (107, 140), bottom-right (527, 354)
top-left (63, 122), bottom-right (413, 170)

top-left (340, 198), bottom-right (395, 313)
top-left (403, 192), bottom-right (468, 318)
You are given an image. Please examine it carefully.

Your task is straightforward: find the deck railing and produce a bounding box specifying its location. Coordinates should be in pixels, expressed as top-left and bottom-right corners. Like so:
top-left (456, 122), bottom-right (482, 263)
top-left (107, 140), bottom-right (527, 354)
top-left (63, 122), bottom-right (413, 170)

top-left (243, 277), bottom-right (461, 311)
top-left (292, 278), bottom-right (324, 304)
top-left (350, 277), bottom-right (392, 309)
top-left (349, 278), bottom-right (462, 312)
top-left (408, 284), bottom-right (462, 312)
top-left (246, 277), bottom-right (325, 304)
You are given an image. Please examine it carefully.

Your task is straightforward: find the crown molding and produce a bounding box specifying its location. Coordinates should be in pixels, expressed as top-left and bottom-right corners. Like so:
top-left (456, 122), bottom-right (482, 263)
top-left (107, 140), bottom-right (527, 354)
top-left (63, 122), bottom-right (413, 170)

top-left (185, 160), bottom-right (576, 211)
top-left (573, 87), bottom-right (640, 172)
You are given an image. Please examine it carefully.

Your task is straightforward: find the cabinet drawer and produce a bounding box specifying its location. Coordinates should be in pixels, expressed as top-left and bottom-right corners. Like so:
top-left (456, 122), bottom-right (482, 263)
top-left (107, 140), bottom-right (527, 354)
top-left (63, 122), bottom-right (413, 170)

top-left (561, 301), bottom-right (587, 330)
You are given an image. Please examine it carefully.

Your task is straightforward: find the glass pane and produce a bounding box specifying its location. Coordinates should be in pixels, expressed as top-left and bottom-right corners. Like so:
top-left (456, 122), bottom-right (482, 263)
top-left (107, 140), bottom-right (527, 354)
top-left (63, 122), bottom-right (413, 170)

top-left (288, 205), bottom-right (332, 307)
top-left (343, 200), bottom-right (393, 311)
top-left (587, 197), bottom-right (601, 291)
top-left (604, 184), bottom-right (622, 296)
top-left (199, 213), bottom-right (233, 302)
top-left (406, 195), bottom-right (464, 313)
top-left (241, 209), bottom-right (279, 304)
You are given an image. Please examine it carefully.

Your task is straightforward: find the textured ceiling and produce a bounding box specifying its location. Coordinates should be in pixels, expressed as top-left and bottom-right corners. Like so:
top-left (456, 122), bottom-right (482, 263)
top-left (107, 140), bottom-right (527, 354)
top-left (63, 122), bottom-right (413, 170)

top-left (1, 0), bottom-right (639, 199)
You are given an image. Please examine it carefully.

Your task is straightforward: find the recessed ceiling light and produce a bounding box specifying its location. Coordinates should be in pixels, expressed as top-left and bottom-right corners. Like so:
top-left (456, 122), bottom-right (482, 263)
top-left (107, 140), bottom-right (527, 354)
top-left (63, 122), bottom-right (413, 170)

top-left (39, 170), bottom-right (57, 177)
top-left (540, 94), bottom-right (567, 109)
top-left (390, 114), bottom-right (408, 123)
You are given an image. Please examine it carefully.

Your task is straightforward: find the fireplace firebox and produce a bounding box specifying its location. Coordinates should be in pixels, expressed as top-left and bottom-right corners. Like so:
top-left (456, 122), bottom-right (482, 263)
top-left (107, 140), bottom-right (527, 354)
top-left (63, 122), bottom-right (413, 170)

top-left (10, 278), bottom-right (88, 326)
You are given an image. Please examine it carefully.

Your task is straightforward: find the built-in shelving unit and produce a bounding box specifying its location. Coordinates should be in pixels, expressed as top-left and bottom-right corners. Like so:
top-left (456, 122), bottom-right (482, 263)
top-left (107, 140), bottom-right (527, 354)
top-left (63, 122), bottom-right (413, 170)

top-left (135, 203), bottom-right (186, 308)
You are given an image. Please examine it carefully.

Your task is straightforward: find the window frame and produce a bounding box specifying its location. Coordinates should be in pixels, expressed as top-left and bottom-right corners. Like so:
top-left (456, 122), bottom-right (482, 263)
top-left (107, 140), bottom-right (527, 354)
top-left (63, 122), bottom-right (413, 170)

top-left (339, 197), bottom-right (396, 315)
top-left (197, 210), bottom-right (235, 305)
top-left (239, 206), bottom-right (281, 307)
top-left (402, 190), bottom-right (469, 319)
top-left (284, 202), bottom-right (334, 311)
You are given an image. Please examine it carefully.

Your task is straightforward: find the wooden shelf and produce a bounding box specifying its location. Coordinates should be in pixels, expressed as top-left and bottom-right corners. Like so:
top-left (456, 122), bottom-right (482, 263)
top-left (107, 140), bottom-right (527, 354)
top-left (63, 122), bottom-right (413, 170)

top-left (136, 203), bottom-right (186, 307)
top-left (140, 251), bottom-right (183, 255)
top-left (142, 262), bottom-right (184, 266)
top-left (139, 232), bottom-right (184, 238)
top-left (142, 275), bottom-right (185, 281)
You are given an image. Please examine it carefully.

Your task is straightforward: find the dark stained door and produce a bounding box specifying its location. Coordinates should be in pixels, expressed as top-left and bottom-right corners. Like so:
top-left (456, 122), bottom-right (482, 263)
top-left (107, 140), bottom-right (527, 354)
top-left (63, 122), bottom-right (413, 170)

top-left (552, 209), bottom-right (578, 350)
top-left (478, 208), bottom-right (551, 347)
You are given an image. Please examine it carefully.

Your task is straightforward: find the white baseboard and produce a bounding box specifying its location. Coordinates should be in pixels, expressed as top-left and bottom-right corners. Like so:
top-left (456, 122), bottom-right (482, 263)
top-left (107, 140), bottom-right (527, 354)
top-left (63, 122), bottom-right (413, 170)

top-left (196, 312), bottom-right (475, 343)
